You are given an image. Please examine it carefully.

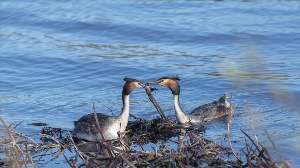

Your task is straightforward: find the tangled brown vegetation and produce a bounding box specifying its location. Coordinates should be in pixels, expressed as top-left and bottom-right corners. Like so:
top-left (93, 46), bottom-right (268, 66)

top-left (0, 85), bottom-right (293, 167)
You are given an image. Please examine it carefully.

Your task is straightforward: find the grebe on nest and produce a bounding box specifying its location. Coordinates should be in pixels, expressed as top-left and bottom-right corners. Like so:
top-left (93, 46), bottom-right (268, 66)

top-left (72, 78), bottom-right (144, 141)
top-left (152, 76), bottom-right (232, 124)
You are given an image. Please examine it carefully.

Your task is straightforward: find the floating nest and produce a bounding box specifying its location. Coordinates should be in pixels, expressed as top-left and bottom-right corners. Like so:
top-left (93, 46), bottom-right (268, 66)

top-left (0, 85), bottom-right (292, 167)
top-left (126, 118), bottom-right (205, 143)
top-left (0, 115), bottom-right (290, 168)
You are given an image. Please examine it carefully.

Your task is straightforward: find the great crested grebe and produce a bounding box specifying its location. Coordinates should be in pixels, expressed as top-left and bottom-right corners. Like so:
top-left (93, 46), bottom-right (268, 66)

top-left (72, 78), bottom-right (144, 141)
top-left (152, 76), bottom-right (232, 124)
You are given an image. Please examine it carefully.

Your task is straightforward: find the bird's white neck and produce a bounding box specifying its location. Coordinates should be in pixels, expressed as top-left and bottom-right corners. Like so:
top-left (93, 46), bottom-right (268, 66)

top-left (174, 95), bottom-right (189, 124)
top-left (119, 94), bottom-right (130, 121)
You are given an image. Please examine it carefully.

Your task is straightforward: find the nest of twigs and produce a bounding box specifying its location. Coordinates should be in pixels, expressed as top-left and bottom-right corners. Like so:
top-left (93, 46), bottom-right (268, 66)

top-left (0, 85), bottom-right (293, 167)
top-left (69, 118), bottom-right (238, 168)
top-left (0, 113), bottom-right (292, 167)
top-left (126, 117), bottom-right (205, 144)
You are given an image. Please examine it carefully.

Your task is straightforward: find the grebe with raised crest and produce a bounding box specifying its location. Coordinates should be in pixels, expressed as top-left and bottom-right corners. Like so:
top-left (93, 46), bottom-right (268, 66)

top-left (152, 76), bottom-right (232, 124)
top-left (72, 77), bottom-right (144, 141)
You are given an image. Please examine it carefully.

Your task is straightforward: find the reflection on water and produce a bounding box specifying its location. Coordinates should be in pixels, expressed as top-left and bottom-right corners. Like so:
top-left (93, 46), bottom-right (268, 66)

top-left (1, 0), bottom-right (300, 166)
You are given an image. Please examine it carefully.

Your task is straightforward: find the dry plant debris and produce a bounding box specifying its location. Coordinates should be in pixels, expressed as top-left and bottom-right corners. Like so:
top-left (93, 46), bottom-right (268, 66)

top-left (0, 88), bottom-right (293, 167)
top-left (0, 113), bottom-right (292, 168)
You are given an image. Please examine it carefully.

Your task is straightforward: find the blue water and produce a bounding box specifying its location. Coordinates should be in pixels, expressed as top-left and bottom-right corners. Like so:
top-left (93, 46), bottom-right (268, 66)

top-left (1, 0), bottom-right (300, 166)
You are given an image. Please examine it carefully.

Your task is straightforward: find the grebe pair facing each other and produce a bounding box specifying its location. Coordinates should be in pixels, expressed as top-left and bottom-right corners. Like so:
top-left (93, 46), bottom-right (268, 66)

top-left (151, 76), bottom-right (232, 124)
top-left (72, 78), bottom-right (144, 142)
top-left (72, 76), bottom-right (231, 141)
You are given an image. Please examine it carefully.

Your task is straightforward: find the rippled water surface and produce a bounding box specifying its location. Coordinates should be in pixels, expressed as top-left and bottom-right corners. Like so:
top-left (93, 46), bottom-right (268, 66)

top-left (1, 0), bottom-right (300, 166)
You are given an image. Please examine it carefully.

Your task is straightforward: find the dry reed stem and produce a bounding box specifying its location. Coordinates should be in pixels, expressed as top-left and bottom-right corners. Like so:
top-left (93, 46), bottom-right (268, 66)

top-left (0, 115), bottom-right (35, 168)
top-left (92, 102), bottom-right (116, 159)
top-left (91, 102), bottom-right (137, 167)
top-left (64, 136), bottom-right (91, 166)
top-left (239, 129), bottom-right (286, 167)
top-left (144, 83), bottom-right (170, 122)
top-left (226, 94), bottom-right (241, 162)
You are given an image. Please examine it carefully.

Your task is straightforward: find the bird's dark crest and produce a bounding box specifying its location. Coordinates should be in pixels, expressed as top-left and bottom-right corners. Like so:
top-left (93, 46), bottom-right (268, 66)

top-left (123, 77), bottom-right (140, 83)
top-left (158, 76), bottom-right (180, 81)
